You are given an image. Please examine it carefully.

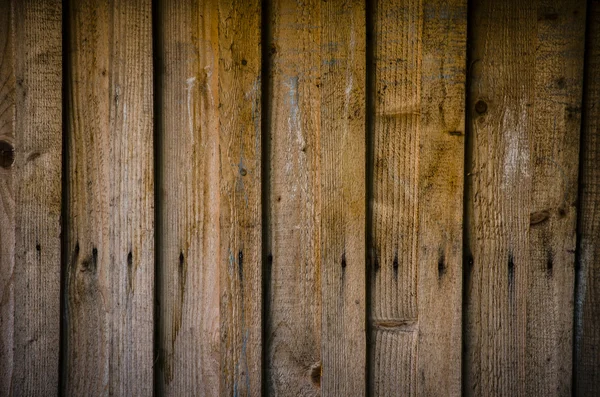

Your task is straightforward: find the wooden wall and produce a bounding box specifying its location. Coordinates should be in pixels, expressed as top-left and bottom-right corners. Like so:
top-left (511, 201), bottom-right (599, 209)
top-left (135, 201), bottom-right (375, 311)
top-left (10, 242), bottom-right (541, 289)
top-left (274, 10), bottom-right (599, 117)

top-left (0, 0), bottom-right (598, 396)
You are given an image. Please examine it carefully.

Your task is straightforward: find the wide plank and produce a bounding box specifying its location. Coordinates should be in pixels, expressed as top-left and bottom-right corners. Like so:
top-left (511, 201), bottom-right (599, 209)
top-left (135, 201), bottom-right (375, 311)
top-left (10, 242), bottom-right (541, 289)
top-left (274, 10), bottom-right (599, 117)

top-left (369, 1), bottom-right (466, 395)
top-left (0, 0), bottom-right (62, 395)
top-left (464, 0), bottom-right (585, 395)
top-left (64, 0), bottom-right (154, 395)
top-left (154, 0), bottom-right (220, 395)
top-left (575, 0), bottom-right (600, 394)
top-left (218, 0), bottom-right (263, 395)
top-left (319, 0), bottom-right (366, 395)
top-left (265, 0), bottom-right (322, 395)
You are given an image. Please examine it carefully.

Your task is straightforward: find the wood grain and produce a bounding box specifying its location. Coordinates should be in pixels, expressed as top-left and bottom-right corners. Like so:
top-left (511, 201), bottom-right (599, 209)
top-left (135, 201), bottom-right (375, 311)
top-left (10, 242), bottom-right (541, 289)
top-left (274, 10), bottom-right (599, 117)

top-left (265, 0), bottom-right (322, 395)
top-left (0, 0), bottom-right (62, 395)
top-left (218, 0), bottom-right (263, 395)
top-left (575, 1), bottom-right (600, 394)
top-left (464, 0), bottom-right (585, 395)
top-left (319, 1), bottom-right (366, 395)
top-left (154, 0), bottom-right (220, 395)
top-left (64, 0), bottom-right (154, 395)
top-left (369, 1), bottom-right (466, 395)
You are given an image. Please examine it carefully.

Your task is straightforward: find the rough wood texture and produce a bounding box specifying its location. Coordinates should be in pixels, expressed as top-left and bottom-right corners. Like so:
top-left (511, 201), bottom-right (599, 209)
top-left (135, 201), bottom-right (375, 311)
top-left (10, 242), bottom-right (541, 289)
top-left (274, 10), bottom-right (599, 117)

top-left (575, 0), bottom-right (600, 394)
top-left (265, 0), bottom-right (322, 395)
top-left (154, 1), bottom-right (220, 395)
top-left (64, 0), bottom-right (154, 395)
top-left (218, 0), bottom-right (262, 395)
top-left (320, 1), bottom-right (366, 395)
top-left (0, 0), bottom-right (62, 395)
top-left (370, 0), bottom-right (466, 396)
top-left (464, 0), bottom-right (585, 395)
top-left (369, 1), bottom-right (466, 395)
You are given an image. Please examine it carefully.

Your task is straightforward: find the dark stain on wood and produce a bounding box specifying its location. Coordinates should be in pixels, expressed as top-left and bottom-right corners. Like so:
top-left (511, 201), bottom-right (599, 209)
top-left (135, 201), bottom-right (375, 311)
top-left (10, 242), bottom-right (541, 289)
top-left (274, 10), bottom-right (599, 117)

top-left (546, 250), bottom-right (553, 277)
top-left (0, 140), bottom-right (15, 168)
top-left (392, 252), bottom-right (399, 279)
top-left (309, 362), bottom-right (321, 388)
top-left (507, 251), bottom-right (515, 290)
top-left (438, 250), bottom-right (446, 280)
top-left (127, 251), bottom-right (134, 293)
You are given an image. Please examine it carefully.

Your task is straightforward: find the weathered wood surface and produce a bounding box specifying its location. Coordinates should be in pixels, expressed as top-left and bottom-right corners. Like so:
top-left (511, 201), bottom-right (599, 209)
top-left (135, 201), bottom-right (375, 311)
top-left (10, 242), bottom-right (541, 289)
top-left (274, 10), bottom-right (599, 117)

top-left (265, 0), bottom-right (322, 395)
top-left (0, 0), bottom-right (62, 395)
top-left (575, 0), bottom-right (600, 395)
top-left (64, 0), bottom-right (154, 395)
top-left (369, 1), bottom-right (466, 395)
top-left (0, 2), bottom-right (599, 396)
top-left (154, 0), bottom-right (220, 395)
top-left (464, 0), bottom-right (585, 396)
top-left (320, 0), bottom-right (366, 395)
top-left (218, 0), bottom-right (263, 395)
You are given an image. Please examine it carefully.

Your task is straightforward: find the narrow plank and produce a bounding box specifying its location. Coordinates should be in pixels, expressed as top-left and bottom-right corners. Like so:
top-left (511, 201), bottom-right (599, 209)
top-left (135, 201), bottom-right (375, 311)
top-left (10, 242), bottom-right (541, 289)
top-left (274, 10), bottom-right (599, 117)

top-left (0, 0), bottom-right (62, 394)
top-left (369, 1), bottom-right (466, 395)
top-left (265, 0), bottom-right (322, 395)
top-left (64, 0), bottom-right (154, 395)
top-left (0, 0), bottom-right (16, 392)
top-left (320, 1), bottom-right (366, 395)
top-left (464, 0), bottom-right (586, 395)
top-left (218, 0), bottom-right (262, 395)
top-left (575, 0), bottom-right (600, 394)
top-left (154, 0), bottom-right (220, 395)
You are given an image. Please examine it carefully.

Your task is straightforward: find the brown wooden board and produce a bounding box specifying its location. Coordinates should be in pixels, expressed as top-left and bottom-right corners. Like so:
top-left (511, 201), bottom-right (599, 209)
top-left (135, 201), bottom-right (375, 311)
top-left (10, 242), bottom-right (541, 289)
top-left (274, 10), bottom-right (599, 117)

top-left (154, 0), bottom-right (220, 395)
top-left (0, 0), bottom-right (62, 394)
top-left (320, 0), bottom-right (366, 395)
top-left (265, 0), bottom-right (322, 395)
top-left (218, 0), bottom-right (263, 395)
top-left (64, 0), bottom-right (154, 394)
top-left (464, 0), bottom-right (585, 395)
top-left (575, 0), bottom-right (600, 394)
top-left (369, 1), bottom-right (466, 395)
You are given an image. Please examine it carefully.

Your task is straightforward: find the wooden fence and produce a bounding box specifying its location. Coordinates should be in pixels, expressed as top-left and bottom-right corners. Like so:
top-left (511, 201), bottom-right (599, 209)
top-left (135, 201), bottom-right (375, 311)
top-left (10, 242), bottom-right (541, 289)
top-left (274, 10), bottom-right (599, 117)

top-left (0, 0), bottom-right (599, 396)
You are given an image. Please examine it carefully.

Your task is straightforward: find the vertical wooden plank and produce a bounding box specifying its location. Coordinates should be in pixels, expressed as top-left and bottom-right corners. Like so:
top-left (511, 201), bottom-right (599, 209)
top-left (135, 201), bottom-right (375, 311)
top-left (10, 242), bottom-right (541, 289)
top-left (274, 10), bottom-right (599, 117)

top-left (417, 2), bottom-right (466, 395)
top-left (575, 0), bottom-right (600, 394)
top-left (218, 0), bottom-right (262, 395)
top-left (265, 0), bottom-right (322, 395)
top-left (64, 0), bottom-right (154, 395)
top-left (464, 0), bottom-right (586, 395)
top-left (320, 1), bottom-right (366, 395)
top-left (369, 1), bottom-right (466, 395)
top-left (154, 0), bottom-right (220, 395)
top-left (0, 0), bottom-right (16, 392)
top-left (0, 0), bottom-right (62, 394)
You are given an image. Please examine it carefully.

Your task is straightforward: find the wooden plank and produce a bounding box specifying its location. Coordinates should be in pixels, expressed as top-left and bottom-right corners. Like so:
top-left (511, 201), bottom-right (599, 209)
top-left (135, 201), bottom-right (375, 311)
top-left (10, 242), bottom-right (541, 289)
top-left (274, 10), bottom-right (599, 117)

top-left (64, 0), bottom-right (154, 395)
top-left (464, 0), bottom-right (586, 395)
top-left (154, 0), bottom-right (220, 395)
top-left (0, 0), bottom-right (15, 391)
top-left (218, 0), bottom-right (262, 395)
top-left (369, 1), bottom-right (466, 395)
top-left (0, 0), bottom-right (62, 394)
top-left (320, 1), bottom-right (366, 395)
top-left (575, 0), bottom-right (600, 394)
top-left (265, 0), bottom-right (322, 395)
